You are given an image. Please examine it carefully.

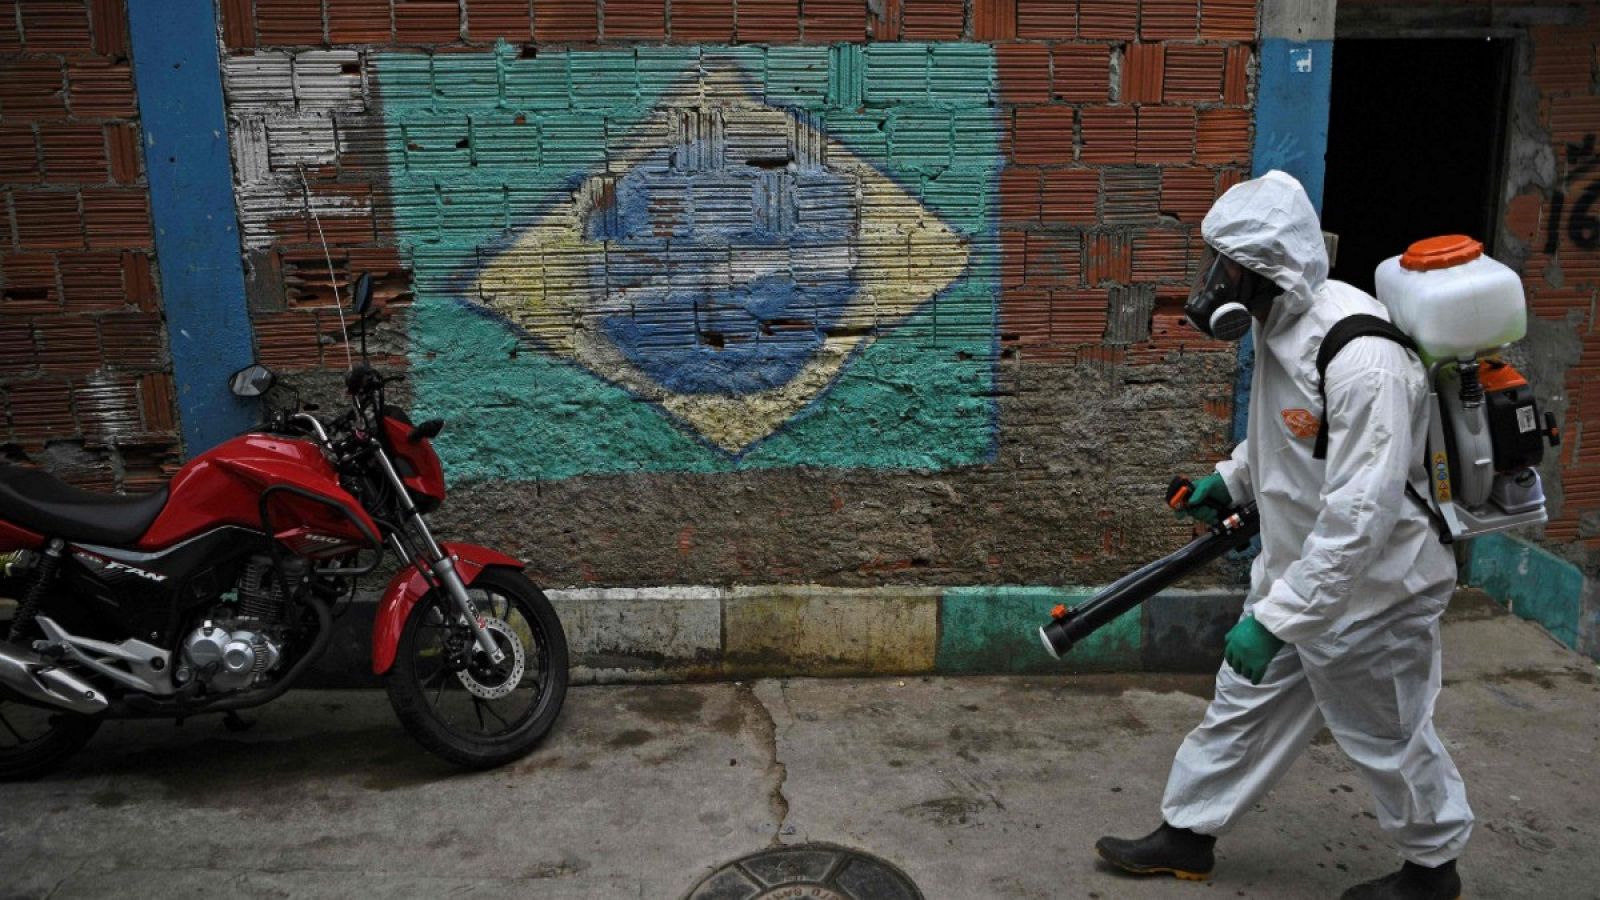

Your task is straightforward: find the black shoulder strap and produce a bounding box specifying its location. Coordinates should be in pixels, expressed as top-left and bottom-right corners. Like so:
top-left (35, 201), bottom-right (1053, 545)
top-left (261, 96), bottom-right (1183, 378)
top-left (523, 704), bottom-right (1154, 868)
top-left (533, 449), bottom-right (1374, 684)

top-left (1312, 314), bottom-right (1419, 460)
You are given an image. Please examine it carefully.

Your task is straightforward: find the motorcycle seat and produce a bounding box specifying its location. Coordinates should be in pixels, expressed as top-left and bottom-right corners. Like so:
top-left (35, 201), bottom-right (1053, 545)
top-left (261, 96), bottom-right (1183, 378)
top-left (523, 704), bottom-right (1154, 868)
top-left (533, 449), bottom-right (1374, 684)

top-left (0, 464), bottom-right (169, 546)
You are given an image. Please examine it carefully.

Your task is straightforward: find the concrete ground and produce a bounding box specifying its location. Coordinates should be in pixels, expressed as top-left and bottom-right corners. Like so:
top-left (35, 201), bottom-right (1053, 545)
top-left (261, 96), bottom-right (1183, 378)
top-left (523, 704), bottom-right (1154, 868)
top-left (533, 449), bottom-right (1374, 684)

top-left (1, 596), bottom-right (1596, 899)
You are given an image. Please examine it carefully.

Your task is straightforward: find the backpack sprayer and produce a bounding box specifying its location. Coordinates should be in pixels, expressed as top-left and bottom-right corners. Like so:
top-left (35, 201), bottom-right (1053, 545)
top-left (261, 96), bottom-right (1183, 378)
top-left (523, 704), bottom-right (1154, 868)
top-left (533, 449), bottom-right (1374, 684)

top-left (1038, 235), bottom-right (1560, 658)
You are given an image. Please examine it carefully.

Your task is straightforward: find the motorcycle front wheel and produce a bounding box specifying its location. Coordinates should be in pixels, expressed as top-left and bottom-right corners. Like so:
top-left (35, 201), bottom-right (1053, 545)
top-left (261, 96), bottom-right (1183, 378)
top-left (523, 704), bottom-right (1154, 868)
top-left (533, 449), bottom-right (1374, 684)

top-left (385, 569), bottom-right (568, 769)
top-left (0, 618), bottom-right (101, 781)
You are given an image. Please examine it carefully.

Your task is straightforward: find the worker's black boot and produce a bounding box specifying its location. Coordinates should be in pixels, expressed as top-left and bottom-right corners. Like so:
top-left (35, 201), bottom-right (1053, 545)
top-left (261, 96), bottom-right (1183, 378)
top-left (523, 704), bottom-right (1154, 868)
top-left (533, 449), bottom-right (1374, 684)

top-left (1341, 860), bottom-right (1461, 900)
top-left (1095, 823), bottom-right (1215, 881)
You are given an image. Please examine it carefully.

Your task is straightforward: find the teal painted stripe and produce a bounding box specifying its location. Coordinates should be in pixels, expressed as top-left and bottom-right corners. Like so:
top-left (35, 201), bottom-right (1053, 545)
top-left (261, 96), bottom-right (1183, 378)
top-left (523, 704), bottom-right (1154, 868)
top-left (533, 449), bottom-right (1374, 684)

top-left (1466, 533), bottom-right (1584, 649)
top-left (937, 586), bottom-right (1140, 674)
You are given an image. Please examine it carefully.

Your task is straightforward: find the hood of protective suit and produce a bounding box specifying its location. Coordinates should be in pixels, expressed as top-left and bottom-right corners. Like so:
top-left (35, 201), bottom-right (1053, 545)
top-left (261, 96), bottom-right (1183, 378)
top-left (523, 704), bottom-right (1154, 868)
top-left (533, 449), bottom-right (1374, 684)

top-left (1200, 170), bottom-right (1328, 319)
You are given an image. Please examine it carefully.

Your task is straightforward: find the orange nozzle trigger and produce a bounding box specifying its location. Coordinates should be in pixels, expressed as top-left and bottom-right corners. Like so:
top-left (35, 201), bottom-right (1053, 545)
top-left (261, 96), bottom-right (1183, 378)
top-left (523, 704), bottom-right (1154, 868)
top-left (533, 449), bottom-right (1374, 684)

top-left (1168, 485), bottom-right (1192, 510)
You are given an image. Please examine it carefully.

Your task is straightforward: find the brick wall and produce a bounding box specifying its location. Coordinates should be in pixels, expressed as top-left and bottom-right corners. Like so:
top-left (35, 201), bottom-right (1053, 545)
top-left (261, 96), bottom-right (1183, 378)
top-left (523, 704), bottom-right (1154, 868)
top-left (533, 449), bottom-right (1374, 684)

top-left (0, 0), bottom-right (179, 491)
top-left (208, 0), bottom-right (1255, 588)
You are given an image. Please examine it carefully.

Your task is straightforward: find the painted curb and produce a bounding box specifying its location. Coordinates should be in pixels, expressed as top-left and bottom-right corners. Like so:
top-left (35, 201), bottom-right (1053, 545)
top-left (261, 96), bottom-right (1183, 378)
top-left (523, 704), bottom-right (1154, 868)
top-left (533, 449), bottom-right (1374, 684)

top-left (303, 584), bottom-right (1247, 687)
top-left (1466, 533), bottom-right (1593, 658)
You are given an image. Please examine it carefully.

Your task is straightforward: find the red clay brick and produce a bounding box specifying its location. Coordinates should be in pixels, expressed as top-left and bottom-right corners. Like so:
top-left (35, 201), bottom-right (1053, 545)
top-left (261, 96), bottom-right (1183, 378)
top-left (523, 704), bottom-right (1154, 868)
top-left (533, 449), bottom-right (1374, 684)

top-left (998, 44), bottom-right (1052, 104)
top-left (327, 0), bottom-right (393, 43)
top-left (0, 322), bottom-right (35, 375)
top-left (604, 0), bottom-right (665, 39)
top-left (971, 0), bottom-right (1015, 41)
top-left (73, 374), bottom-right (142, 437)
top-left (81, 188), bottom-right (151, 249)
top-left (34, 318), bottom-right (101, 374)
top-left (1077, 0), bottom-right (1134, 40)
top-left (1013, 106), bottom-right (1075, 165)
top-left (0, 126), bottom-right (41, 182)
top-left (122, 251), bottom-right (156, 309)
top-left (1053, 44), bottom-right (1110, 102)
top-left (669, 0), bottom-right (735, 41)
top-left (868, 0), bottom-right (901, 38)
top-left (395, 0), bottom-right (462, 42)
top-left (1016, 0), bottom-right (1073, 39)
top-left (1122, 43), bottom-right (1164, 105)
top-left (1000, 230), bottom-right (1027, 289)
top-left (737, 0), bottom-right (801, 43)
top-left (19, 0), bottom-right (91, 53)
top-left (1223, 45), bottom-right (1249, 106)
top-left (1084, 230), bottom-right (1131, 284)
top-left (0, 0), bottom-right (21, 52)
top-left (1140, 0), bottom-right (1197, 40)
top-left (99, 312), bottom-right (163, 368)
top-left (1164, 44), bottom-right (1225, 103)
top-left (1160, 166), bottom-right (1215, 224)
top-left (58, 251), bottom-right (125, 310)
top-left (88, 0), bottom-right (130, 56)
top-left (1079, 106), bottom-right (1136, 164)
top-left (1103, 166), bottom-right (1160, 223)
top-left (256, 0), bottom-right (326, 45)
top-left (803, 0), bottom-right (866, 42)
top-left (138, 372), bottom-right (176, 432)
top-left (1, 58), bottom-right (69, 121)
top-left (901, 0), bottom-right (962, 38)
top-left (1024, 232), bottom-right (1082, 287)
top-left (1, 252), bottom-right (61, 309)
top-left (12, 190), bottom-right (83, 249)
top-left (67, 58), bottom-right (137, 117)
top-left (39, 124), bottom-right (109, 183)
top-left (220, 0), bottom-right (257, 48)
top-left (254, 311), bottom-right (325, 371)
top-left (464, 0), bottom-right (527, 40)
top-left (1000, 167), bottom-right (1041, 222)
top-left (1132, 227), bottom-right (1190, 281)
top-left (1040, 168), bottom-right (1098, 223)
top-left (106, 122), bottom-right (139, 183)
top-left (533, 0), bottom-right (597, 41)
top-left (1199, 0), bottom-right (1255, 41)
top-left (1137, 106), bottom-right (1195, 163)
top-left (1196, 107), bottom-right (1250, 164)
top-left (6, 379), bottom-right (77, 439)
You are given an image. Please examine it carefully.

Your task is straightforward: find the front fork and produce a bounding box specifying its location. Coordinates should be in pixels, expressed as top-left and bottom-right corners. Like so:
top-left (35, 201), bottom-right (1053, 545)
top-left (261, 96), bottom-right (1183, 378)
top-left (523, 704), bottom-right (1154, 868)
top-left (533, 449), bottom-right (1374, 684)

top-left (371, 447), bottom-right (506, 665)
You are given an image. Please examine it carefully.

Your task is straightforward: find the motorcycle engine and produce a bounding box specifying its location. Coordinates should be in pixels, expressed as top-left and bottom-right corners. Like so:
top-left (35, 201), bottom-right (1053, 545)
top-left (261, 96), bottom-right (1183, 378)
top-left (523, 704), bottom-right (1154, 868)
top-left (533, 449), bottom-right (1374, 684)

top-left (176, 556), bottom-right (295, 692)
top-left (179, 620), bottom-right (283, 692)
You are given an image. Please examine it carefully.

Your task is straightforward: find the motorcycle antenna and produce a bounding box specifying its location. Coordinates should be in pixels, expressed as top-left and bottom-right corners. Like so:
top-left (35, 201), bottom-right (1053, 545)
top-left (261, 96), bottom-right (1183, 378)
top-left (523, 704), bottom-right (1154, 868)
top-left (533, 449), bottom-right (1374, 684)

top-left (298, 164), bottom-right (355, 373)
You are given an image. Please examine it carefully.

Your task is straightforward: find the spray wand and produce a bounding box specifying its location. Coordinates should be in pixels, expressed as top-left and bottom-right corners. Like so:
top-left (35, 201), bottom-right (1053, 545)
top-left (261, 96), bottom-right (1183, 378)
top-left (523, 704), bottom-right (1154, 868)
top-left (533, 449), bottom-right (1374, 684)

top-left (1038, 477), bottom-right (1259, 659)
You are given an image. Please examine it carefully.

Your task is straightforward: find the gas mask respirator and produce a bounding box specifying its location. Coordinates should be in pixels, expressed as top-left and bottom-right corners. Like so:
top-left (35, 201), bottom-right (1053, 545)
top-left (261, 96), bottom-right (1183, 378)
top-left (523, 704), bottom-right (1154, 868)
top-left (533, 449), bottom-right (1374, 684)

top-left (1184, 246), bottom-right (1283, 341)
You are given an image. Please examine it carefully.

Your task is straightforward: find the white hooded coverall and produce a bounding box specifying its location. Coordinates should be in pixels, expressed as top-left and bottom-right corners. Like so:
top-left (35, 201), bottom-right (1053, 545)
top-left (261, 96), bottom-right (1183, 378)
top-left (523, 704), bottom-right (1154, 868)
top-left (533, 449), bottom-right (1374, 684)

top-left (1159, 171), bottom-right (1473, 866)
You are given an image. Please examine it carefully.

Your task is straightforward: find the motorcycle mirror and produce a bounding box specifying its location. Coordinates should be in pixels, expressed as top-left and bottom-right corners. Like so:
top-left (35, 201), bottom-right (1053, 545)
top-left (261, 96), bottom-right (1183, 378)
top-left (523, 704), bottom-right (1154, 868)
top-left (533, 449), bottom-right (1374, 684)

top-left (351, 273), bottom-right (375, 319)
top-left (229, 364), bottom-right (277, 398)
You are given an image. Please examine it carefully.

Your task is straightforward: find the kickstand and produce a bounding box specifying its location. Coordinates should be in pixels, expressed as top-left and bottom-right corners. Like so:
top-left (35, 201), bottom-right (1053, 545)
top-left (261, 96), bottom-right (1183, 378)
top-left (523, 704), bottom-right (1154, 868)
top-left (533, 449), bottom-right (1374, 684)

top-left (222, 711), bottom-right (256, 733)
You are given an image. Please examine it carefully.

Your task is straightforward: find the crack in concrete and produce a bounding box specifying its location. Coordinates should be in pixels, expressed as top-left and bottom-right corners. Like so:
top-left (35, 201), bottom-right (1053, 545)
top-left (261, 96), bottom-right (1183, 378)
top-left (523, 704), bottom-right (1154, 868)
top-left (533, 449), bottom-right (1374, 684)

top-left (736, 680), bottom-right (791, 846)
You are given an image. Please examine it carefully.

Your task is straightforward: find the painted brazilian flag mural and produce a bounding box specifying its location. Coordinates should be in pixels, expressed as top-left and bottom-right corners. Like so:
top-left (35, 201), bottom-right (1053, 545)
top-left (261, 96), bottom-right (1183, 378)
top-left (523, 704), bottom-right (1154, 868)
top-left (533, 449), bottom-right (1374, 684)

top-left (376, 44), bottom-right (1001, 479)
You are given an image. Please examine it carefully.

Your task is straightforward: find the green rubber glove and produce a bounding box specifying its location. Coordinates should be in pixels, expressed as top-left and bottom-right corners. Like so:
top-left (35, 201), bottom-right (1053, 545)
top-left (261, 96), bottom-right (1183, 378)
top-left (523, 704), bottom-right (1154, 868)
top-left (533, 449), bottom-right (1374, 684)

top-left (1223, 616), bottom-right (1285, 685)
top-left (1176, 473), bottom-right (1232, 525)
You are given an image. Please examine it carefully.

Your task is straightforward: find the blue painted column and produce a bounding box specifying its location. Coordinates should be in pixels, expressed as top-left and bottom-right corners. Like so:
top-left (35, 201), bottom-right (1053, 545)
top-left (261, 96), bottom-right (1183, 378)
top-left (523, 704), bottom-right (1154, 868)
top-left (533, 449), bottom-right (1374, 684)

top-left (128, 0), bottom-right (257, 453)
top-left (1231, 2), bottom-right (1337, 446)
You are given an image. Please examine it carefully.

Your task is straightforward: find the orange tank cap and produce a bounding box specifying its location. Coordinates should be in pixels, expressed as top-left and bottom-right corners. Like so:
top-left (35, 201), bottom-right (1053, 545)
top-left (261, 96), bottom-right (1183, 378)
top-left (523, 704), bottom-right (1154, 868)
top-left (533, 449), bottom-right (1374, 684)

top-left (1480, 359), bottom-right (1529, 392)
top-left (1400, 235), bottom-right (1484, 271)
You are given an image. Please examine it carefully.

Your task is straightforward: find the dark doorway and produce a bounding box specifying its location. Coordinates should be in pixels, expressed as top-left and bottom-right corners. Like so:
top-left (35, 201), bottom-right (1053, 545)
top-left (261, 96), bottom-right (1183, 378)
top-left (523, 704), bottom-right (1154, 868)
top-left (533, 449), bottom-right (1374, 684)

top-left (1321, 38), bottom-right (1514, 294)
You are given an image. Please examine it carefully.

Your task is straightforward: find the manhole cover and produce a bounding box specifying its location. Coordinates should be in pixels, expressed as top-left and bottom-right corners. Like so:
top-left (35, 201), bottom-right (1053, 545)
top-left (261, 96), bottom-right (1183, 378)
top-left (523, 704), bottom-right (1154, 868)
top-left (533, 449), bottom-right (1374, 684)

top-left (686, 844), bottom-right (923, 900)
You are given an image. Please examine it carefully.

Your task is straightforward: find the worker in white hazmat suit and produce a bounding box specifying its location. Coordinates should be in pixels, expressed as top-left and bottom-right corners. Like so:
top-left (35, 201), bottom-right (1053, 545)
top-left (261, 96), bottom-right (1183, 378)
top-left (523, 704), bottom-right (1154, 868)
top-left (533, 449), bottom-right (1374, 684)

top-left (1094, 171), bottom-right (1471, 900)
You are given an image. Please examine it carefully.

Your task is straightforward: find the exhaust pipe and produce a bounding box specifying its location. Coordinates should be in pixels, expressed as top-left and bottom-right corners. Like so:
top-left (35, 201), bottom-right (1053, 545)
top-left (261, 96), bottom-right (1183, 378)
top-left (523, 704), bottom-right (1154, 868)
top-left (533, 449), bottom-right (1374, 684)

top-left (0, 641), bottom-right (108, 715)
top-left (1040, 504), bottom-right (1260, 659)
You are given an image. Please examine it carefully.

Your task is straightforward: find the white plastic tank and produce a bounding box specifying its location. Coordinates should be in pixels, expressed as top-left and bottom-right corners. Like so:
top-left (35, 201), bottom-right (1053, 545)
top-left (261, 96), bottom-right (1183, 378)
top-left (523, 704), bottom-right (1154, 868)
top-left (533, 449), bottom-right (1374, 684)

top-left (1374, 235), bottom-right (1526, 361)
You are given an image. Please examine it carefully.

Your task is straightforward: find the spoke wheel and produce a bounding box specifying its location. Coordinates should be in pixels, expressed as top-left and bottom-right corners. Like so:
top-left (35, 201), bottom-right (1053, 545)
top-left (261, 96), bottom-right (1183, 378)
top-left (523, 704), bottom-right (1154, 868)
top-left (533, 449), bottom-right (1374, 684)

top-left (0, 618), bottom-right (100, 781)
top-left (385, 569), bottom-right (568, 769)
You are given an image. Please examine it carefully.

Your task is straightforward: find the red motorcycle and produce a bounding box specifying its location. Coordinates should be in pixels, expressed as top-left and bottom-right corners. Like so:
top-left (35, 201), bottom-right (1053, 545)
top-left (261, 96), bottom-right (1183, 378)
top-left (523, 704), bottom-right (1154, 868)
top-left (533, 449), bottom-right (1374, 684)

top-left (0, 275), bottom-right (568, 778)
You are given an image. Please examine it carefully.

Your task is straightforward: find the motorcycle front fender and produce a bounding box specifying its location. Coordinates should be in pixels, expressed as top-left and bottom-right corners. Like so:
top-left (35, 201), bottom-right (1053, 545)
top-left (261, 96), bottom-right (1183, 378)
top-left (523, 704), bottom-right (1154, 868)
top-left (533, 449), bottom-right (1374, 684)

top-left (371, 542), bottom-right (525, 675)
